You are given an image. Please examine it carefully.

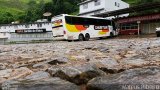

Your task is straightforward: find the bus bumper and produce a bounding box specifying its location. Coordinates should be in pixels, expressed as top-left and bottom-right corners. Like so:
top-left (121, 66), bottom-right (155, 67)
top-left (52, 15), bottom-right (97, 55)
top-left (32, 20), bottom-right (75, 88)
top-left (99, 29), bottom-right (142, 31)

top-left (53, 35), bottom-right (65, 40)
top-left (67, 36), bottom-right (74, 40)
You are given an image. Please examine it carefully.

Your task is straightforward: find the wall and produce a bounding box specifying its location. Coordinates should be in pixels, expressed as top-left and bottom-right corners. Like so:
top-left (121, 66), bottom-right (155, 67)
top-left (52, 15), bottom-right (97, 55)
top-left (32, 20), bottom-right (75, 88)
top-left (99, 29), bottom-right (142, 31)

top-left (141, 22), bottom-right (160, 34)
top-left (79, 0), bottom-right (105, 15)
top-left (9, 32), bottom-right (53, 41)
top-left (79, 0), bottom-right (129, 16)
top-left (105, 0), bottom-right (129, 12)
top-left (0, 22), bottom-right (53, 41)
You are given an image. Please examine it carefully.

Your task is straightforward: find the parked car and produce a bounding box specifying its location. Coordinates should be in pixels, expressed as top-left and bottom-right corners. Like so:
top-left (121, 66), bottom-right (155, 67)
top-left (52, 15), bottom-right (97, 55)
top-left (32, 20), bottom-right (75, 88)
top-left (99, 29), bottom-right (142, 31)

top-left (156, 27), bottom-right (160, 37)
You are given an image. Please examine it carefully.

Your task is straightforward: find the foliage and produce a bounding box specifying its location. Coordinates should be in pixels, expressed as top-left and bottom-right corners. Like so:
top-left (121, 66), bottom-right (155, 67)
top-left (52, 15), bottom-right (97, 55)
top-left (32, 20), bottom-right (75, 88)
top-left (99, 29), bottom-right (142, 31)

top-left (0, 0), bottom-right (159, 24)
top-left (0, 0), bottom-right (81, 24)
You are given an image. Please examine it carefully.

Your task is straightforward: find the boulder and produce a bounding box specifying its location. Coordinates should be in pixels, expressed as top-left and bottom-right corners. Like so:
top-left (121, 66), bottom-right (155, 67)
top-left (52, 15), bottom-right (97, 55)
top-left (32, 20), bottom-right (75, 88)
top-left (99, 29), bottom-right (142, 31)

top-left (87, 66), bottom-right (160, 90)
top-left (0, 63), bottom-right (7, 70)
top-left (25, 71), bottom-right (50, 80)
top-left (93, 46), bottom-right (110, 53)
top-left (47, 63), bottom-right (106, 85)
top-left (48, 57), bottom-right (69, 65)
top-left (2, 77), bottom-right (80, 90)
top-left (89, 58), bottom-right (124, 74)
top-left (0, 67), bottom-right (33, 84)
top-left (124, 50), bottom-right (138, 58)
top-left (121, 58), bottom-right (150, 69)
top-left (33, 57), bottom-right (68, 67)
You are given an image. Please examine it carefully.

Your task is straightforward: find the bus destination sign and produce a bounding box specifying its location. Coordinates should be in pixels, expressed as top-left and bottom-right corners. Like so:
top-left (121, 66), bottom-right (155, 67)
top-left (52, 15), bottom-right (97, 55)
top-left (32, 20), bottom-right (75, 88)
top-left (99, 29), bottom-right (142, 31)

top-left (94, 26), bottom-right (108, 30)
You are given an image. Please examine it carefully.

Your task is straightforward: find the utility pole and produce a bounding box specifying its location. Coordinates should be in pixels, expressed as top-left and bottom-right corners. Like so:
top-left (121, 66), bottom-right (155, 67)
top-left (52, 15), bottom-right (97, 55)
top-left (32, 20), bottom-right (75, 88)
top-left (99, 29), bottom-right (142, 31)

top-left (137, 21), bottom-right (141, 36)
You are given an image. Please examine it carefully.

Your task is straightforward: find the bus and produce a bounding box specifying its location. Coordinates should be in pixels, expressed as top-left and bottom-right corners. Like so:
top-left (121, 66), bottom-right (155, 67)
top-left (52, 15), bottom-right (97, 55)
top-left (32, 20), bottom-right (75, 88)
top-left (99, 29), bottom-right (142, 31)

top-left (51, 14), bottom-right (117, 41)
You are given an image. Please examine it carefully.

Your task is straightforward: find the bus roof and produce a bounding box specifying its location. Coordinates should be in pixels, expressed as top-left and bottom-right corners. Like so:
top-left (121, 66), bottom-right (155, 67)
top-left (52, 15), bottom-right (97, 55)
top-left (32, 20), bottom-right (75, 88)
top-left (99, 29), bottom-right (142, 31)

top-left (52, 14), bottom-right (110, 20)
top-left (65, 14), bottom-right (109, 20)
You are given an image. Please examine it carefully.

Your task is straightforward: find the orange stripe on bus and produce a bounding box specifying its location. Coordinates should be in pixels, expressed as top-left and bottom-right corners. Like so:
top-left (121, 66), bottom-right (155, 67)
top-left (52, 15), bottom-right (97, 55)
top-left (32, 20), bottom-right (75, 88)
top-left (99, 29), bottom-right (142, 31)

top-left (75, 25), bottom-right (87, 31)
top-left (102, 29), bottom-right (109, 32)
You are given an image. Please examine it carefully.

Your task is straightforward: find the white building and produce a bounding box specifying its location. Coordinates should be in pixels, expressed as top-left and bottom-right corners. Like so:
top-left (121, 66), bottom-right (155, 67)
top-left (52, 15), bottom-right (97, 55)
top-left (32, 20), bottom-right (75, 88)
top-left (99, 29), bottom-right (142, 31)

top-left (78, 0), bottom-right (129, 17)
top-left (0, 22), bottom-right (53, 41)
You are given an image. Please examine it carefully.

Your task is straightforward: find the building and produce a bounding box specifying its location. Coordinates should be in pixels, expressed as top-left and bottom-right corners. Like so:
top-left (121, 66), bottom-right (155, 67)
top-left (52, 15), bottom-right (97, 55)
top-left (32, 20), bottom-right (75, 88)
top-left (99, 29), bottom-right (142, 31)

top-left (78, 0), bottom-right (129, 17)
top-left (117, 13), bottom-right (160, 35)
top-left (0, 22), bottom-right (53, 41)
top-left (93, 2), bottom-right (160, 35)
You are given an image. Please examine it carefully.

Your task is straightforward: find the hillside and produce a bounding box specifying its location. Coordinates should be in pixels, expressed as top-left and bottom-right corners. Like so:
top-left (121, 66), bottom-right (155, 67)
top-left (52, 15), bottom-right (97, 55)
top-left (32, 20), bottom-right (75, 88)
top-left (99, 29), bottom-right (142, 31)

top-left (0, 0), bottom-right (80, 24)
top-left (0, 0), bottom-right (51, 15)
top-left (0, 0), bottom-right (159, 24)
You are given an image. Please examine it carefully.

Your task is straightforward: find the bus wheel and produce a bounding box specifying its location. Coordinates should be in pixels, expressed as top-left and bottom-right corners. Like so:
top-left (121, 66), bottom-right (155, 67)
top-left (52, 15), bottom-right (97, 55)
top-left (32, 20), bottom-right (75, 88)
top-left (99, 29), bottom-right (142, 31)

top-left (79, 34), bottom-right (84, 41)
top-left (85, 33), bottom-right (90, 41)
top-left (110, 32), bottom-right (114, 38)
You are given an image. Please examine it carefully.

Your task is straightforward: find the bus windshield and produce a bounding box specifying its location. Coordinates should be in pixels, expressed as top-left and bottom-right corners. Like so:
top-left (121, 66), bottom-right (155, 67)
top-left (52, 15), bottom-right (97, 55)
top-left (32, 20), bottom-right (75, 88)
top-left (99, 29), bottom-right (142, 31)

top-left (65, 16), bottom-right (111, 26)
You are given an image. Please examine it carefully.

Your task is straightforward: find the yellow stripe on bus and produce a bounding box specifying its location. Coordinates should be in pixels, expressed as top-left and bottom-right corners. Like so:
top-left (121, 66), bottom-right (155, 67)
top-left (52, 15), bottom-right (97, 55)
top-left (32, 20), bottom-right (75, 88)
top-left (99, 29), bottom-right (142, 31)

top-left (66, 24), bottom-right (79, 32)
top-left (99, 31), bottom-right (107, 35)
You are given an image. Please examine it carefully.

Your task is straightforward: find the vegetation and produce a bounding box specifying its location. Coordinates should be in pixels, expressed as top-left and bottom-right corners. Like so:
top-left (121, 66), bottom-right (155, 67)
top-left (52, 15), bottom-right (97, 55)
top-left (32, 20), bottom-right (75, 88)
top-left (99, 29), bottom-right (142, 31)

top-left (0, 0), bottom-right (159, 24)
top-left (0, 0), bottom-right (81, 24)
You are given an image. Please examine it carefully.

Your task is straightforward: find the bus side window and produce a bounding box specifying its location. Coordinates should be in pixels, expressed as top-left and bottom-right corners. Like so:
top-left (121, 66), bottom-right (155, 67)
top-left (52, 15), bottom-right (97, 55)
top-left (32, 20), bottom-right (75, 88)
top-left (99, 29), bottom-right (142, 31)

top-left (65, 16), bottom-right (73, 24)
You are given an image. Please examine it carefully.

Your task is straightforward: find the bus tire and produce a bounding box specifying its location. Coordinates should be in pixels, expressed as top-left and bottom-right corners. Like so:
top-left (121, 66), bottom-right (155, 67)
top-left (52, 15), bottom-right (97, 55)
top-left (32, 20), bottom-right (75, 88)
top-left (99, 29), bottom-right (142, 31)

top-left (79, 34), bottom-right (84, 41)
top-left (85, 33), bottom-right (90, 41)
top-left (110, 32), bottom-right (114, 38)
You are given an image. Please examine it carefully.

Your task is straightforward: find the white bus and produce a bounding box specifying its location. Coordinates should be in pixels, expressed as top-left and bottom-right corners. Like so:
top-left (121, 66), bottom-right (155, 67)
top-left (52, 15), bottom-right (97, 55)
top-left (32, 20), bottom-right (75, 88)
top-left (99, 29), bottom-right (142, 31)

top-left (52, 14), bottom-right (117, 41)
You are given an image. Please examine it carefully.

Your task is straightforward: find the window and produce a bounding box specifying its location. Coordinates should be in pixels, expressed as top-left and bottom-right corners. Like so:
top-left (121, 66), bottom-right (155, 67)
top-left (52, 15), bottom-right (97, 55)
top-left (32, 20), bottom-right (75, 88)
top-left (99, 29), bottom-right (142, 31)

top-left (37, 23), bottom-right (42, 27)
top-left (121, 23), bottom-right (138, 30)
top-left (83, 3), bottom-right (88, 9)
top-left (115, 2), bottom-right (117, 6)
top-left (4, 26), bottom-right (6, 29)
top-left (115, 2), bottom-right (120, 7)
top-left (117, 3), bottom-right (120, 7)
top-left (95, 0), bottom-right (101, 6)
top-left (25, 24), bottom-right (29, 28)
top-left (65, 16), bottom-right (111, 26)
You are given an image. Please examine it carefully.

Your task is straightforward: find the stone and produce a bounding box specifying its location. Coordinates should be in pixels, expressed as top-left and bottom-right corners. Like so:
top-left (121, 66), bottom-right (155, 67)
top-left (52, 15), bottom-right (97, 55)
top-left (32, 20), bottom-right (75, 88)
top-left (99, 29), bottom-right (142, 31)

top-left (25, 71), bottom-right (50, 80)
top-left (121, 58), bottom-right (150, 68)
top-left (0, 67), bottom-right (33, 84)
top-left (47, 63), bottom-right (106, 85)
top-left (87, 66), bottom-right (160, 90)
top-left (33, 57), bottom-right (68, 67)
top-left (48, 57), bottom-right (69, 65)
top-left (90, 58), bottom-right (124, 74)
top-left (0, 69), bottom-right (12, 78)
top-left (2, 77), bottom-right (80, 90)
top-left (0, 63), bottom-right (7, 70)
top-left (114, 55), bottom-right (122, 60)
top-left (96, 46), bottom-right (110, 53)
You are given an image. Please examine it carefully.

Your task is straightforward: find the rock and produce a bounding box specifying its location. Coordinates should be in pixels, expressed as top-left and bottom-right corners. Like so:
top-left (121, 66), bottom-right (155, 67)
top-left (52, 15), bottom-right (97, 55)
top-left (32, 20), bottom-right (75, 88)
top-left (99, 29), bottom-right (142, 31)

top-left (0, 69), bottom-right (12, 79)
top-left (25, 71), bottom-right (50, 80)
top-left (147, 47), bottom-right (151, 49)
top-left (121, 58), bottom-right (150, 68)
top-left (70, 55), bottom-right (86, 61)
top-left (85, 46), bottom-right (93, 50)
top-left (2, 77), bottom-right (80, 90)
top-left (90, 58), bottom-right (124, 74)
top-left (87, 66), bottom-right (160, 90)
top-left (124, 50), bottom-right (138, 58)
top-left (0, 67), bottom-right (33, 84)
top-left (48, 57), bottom-right (68, 65)
top-left (0, 63), bottom-right (7, 70)
top-left (114, 55), bottom-right (122, 60)
top-left (33, 57), bottom-right (68, 67)
top-left (96, 46), bottom-right (110, 53)
top-left (47, 63), bottom-right (106, 85)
